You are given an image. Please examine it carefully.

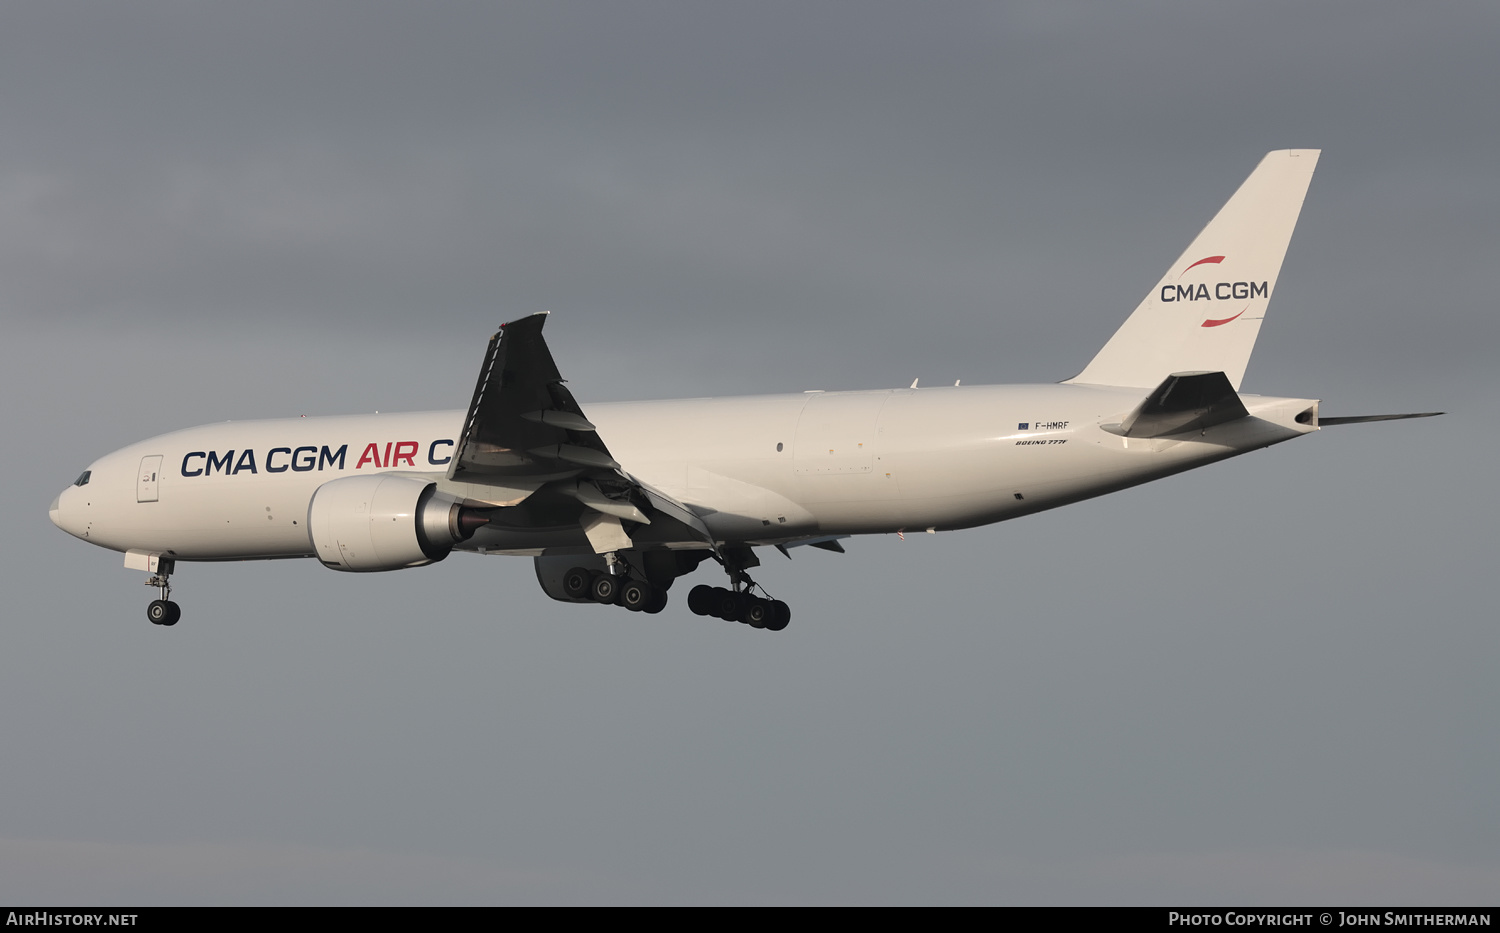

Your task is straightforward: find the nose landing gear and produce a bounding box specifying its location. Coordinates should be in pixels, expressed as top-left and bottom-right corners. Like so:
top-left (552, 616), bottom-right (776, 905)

top-left (144, 563), bottom-right (180, 626)
top-left (126, 550), bottom-right (181, 626)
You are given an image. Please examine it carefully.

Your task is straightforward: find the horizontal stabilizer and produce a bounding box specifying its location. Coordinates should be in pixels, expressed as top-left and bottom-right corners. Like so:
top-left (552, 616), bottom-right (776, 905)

top-left (1319, 412), bottom-right (1444, 426)
top-left (1111, 371), bottom-right (1249, 438)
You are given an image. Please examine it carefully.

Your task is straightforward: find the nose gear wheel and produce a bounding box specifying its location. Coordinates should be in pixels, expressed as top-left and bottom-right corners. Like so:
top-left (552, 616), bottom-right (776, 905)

top-left (144, 569), bottom-right (181, 626)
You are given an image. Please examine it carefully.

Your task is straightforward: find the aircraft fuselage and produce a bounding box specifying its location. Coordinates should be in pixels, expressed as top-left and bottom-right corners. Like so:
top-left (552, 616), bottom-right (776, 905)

top-left (51, 382), bottom-right (1318, 562)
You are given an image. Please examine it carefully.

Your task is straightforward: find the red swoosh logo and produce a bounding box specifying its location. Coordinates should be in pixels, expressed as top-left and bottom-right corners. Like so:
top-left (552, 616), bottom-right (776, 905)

top-left (1181, 255), bottom-right (1225, 276)
top-left (1201, 308), bottom-right (1246, 328)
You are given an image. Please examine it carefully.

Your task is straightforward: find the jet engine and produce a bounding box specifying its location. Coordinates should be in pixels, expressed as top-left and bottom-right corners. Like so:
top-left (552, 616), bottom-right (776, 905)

top-left (308, 474), bottom-right (488, 572)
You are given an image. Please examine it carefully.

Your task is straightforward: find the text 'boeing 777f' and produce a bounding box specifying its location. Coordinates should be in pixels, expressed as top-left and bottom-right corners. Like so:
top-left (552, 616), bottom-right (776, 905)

top-left (50, 150), bottom-right (1439, 631)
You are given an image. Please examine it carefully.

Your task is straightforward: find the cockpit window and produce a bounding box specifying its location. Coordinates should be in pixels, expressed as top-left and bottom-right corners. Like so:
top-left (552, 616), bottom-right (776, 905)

top-left (73, 471), bottom-right (91, 487)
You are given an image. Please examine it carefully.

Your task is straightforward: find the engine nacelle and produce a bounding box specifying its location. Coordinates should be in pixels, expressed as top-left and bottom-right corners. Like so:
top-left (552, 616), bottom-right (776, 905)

top-left (308, 474), bottom-right (484, 572)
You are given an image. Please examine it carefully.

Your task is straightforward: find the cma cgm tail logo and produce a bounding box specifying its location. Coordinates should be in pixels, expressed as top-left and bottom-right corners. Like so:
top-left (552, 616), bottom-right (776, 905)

top-left (1159, 255), bottom-right (1268, 328)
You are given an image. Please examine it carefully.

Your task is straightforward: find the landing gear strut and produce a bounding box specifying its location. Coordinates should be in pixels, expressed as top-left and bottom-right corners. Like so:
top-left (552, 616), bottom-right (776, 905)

top-left (144, 566), bottom-right (180, 626)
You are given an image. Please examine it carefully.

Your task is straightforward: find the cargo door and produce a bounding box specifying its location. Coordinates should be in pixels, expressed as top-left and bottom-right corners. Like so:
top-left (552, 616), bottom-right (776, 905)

top-left (792, 391), bottom-right (895, 505)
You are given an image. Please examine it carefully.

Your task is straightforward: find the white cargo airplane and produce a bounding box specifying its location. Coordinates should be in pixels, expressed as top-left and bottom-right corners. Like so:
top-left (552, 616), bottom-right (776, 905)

top-left (50, 150), bottom-right (1438, 630)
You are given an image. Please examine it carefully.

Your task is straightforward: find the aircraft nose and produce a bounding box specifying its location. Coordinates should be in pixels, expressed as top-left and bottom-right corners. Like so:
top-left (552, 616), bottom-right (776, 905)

top-left (50, 487), bottom-right (84, 538)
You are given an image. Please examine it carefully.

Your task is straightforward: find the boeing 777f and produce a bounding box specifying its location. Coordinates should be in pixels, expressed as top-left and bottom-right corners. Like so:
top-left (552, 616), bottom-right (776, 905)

top-left (49, 150), bottom-right (1438, 630)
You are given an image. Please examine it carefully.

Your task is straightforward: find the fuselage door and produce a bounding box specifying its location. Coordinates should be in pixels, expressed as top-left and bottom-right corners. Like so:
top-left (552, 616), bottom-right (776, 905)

top-left (137, 455), bottom-right (163, 503)
top-left (793, 391), bottom-right (888, 475)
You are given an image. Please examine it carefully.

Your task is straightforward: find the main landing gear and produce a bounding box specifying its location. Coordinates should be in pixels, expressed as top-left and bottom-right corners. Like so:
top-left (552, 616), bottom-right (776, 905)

top-left (686, 585), bottom-right (790, 631)
top-left (686, 550), bottom-right (791, 632)
top-left (145, 569), bottom-right (180, 626)
top-left (554, 548), bottom-right (792, 631)
top-left (560, 561), bottom-right (670, 614)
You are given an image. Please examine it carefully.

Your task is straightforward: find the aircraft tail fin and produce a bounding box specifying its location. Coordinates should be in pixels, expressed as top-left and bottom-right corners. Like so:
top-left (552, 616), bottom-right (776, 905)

top-left (1066, 149), bottom-right (1320, 391)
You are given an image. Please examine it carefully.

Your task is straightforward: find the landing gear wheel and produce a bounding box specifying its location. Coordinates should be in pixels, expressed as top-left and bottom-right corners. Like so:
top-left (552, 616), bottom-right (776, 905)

top-left (714, 588), bottom-right (743, 621)
top-left (765, 600), bottom-right (790, 632)
top-left (619, 579), bottom-right (653, 612)
top-left (147, 600), bottom-right (180, 626)
top-left (562, 566), bottom-right (593, 600)
top-left (589, 572), bottom-right (620, 604)
top-left (643, 589), bottom-right (669, 614)
top-left (687, 584), bottom-right (715, 616)
top-left (743, 597), bottom-right (769, 629)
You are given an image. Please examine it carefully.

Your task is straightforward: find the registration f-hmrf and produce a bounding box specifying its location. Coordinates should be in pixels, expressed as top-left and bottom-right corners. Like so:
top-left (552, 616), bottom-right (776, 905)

top-left (50, 150), bottom-right (1439, 631)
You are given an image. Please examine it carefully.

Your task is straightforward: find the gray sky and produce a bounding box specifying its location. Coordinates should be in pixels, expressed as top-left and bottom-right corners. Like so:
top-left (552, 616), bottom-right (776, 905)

top-left (2, 1), bottom-right (1495, 905)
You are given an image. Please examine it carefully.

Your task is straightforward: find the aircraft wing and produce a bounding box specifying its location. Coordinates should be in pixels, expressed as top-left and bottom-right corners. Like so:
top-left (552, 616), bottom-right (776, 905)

top-left (450, 312), bottom-right (618, 484)
top-left (449, 314), bottom-right (713, 552)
